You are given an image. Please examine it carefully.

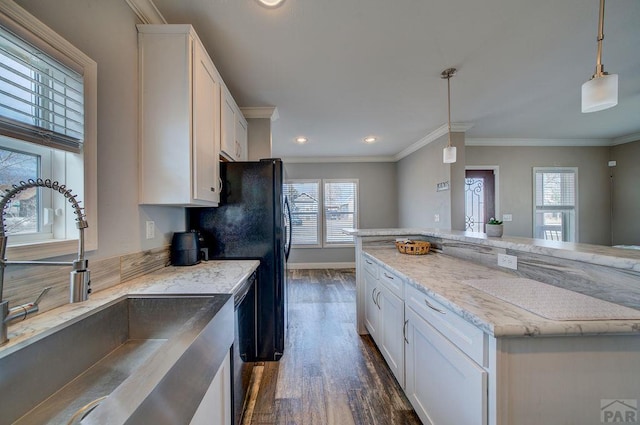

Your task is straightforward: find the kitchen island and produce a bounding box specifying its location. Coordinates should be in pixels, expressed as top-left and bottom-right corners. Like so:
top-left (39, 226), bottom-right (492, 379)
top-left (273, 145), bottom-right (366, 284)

top-left (0, 259), bottom-right (259, 425)
top-left (346, 228), bottom-right (640, 425)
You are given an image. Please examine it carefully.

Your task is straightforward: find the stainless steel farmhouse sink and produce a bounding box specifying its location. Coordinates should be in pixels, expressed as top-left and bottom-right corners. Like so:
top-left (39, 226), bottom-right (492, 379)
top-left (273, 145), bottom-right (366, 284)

top-left (0, 294), bottom-right (234, 425)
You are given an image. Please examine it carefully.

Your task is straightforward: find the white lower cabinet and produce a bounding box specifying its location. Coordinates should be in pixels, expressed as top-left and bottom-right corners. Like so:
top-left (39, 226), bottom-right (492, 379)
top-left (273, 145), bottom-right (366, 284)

top-left (361, 254), bottom-right (487, 424)
top-left (190, 350), bottom-right (232, 425)
top-left (363, 268), bottom-right (380, 341)
top-left (405, 306), bottom-right (487, 425)
top-left (377, 283), bottom-right (405, 388)
top-left (363, 258), bottom-right (405, 388)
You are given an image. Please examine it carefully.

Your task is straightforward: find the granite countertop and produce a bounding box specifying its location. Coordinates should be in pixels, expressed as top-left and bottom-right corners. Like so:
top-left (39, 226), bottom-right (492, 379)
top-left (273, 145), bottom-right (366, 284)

top-left (0, 259), bottom-right (260, 355)
top-left (363, 247), bottom-right (640, 338)
top-left (346, 227), bottom-right (640, 272)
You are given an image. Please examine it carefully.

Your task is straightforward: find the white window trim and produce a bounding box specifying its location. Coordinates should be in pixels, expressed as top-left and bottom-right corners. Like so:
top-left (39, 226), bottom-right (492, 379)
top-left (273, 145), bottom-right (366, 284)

top-left (286, 179), bottom-right (322, 249)
top-left (0, 1), bottom-right (97, 260)
top-left (323, 178), bottom-right (358, 248)
top-left (532, 167), bottom-right (579, 242)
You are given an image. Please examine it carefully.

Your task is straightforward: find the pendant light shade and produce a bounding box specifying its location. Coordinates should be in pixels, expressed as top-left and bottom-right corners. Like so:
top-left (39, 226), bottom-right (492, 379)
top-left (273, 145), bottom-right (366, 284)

top-left (441, 68), bottom-right (457, 164)
top-left (581, 73), bottom-right (618, 113)
top-left (581, 0), bottom-right (618, 113)
top-left (443, 146), bottom-right (457, 164)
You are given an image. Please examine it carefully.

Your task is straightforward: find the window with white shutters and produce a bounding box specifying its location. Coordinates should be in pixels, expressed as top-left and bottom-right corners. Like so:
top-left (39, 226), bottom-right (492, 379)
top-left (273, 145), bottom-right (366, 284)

top-left (284, 180), bottom-right (321, 247)
top-left (324, 179), bottom-right (357, 245)
top-left (533, 167), bottom-right (578, 242)
top-left (284, 179), bottom-right (359, 247)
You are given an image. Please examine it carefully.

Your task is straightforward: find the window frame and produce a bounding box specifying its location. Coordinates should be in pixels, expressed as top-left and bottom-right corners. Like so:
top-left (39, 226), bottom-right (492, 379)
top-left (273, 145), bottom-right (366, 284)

top-left (322, 178), bottom-right (358, 247)
top-left (0, 2), bottom-right (97, 260)
top-left (532, 167), bottom-right (579, 243)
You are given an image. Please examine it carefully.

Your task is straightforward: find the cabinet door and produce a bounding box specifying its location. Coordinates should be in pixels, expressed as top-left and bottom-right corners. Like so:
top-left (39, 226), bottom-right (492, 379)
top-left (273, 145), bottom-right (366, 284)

top-left (235, 115), bottom-right (248, 161)
top-left (405, 306), bottom-right (487, 425)
top-left (190, 350), bottom-right (232, 425)
top-left (221, 87), bottom-right (236, 160)
top-left (192, 40), bottom-right (220, 203)
top-left (364, 270), bottom-right (380, 341)
top-left (378, 284), bottom-right (405, 388)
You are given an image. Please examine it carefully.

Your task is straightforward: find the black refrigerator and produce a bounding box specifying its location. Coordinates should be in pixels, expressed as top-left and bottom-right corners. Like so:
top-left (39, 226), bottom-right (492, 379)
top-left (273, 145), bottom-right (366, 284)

top-left (187, 159), bottom-right (291, 361)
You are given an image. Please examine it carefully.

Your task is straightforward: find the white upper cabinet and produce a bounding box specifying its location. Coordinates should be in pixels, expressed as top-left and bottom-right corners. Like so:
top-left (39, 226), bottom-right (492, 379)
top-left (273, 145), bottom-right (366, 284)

top-left (220, 85), bottom-right (248, 162)
top-left (138, 24), bottom-right (222, 206)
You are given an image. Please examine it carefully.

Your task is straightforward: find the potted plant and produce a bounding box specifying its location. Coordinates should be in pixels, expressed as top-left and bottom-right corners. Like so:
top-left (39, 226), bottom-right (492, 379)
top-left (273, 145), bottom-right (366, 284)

top-left (485, 218), bottom-right (504, 237)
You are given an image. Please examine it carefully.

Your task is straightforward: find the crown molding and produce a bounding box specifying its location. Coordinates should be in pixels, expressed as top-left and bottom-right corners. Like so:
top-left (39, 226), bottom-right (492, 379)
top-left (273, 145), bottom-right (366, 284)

top-left (465, 138), bottom-right (611, 147)
top-left (612, 132), bottom-right (640, 146)
top-left (240, 106), bottom-right (279, 121)
top-left (125, 0), bottom-right (166, 24)
top-left (282, 155), bottom-right (396, 164)
top-left (394, 122), bottom-right (473, 161)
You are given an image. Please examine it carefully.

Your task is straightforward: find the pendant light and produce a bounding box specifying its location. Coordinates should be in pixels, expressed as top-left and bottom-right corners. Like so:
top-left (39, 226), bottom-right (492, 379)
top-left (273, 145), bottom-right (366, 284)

top-left (581, 0), bottom-right (618, 113)
top-left (441, 68), bottom-right (457, 164)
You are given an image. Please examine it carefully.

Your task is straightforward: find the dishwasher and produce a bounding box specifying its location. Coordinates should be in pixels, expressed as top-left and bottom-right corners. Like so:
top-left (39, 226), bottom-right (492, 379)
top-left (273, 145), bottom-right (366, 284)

top-left (232, 271), bottom-right (257, 424)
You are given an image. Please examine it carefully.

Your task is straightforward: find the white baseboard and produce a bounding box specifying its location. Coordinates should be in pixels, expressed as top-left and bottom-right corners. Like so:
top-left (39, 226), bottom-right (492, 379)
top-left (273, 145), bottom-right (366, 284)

top-left (287, 262), bottom-right (355, 270)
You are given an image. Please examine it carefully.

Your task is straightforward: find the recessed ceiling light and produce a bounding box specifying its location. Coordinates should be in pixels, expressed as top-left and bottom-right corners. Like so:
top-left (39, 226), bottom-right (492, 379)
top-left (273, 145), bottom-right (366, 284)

top-left (257, 0), bottom-right (285, 7)
top-left (364, 136), bottom-right (376, 143)
top-left (295, 137), bottom-right (308, 144)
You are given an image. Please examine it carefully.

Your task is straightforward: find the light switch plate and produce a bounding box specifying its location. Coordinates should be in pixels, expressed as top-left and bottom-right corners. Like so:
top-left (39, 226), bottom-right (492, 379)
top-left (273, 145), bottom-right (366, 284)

top-left (502, 214), bottom-right (513, 222)
top-left (498, 253), bottom-right (517, 270)
top-left (146, 221), bottom-right (155, 239)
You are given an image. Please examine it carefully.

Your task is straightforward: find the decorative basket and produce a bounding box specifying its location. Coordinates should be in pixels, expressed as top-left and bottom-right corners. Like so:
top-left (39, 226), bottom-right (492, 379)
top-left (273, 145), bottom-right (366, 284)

top-left (395, 240), bottom-right (430, 255)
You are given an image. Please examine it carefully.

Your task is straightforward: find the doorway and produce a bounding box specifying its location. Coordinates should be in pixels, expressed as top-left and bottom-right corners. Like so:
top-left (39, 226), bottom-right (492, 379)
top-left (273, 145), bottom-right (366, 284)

top-left (465, 168), bottom-right (498, 233)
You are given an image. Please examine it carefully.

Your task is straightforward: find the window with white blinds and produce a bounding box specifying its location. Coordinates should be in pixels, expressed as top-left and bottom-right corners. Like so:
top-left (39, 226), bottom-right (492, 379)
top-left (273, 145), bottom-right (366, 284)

top-left (533, 168), bottom-right (578, 242)
top-left (0, 2), bottom-right (97, 257)
top-left (284, 180), bottom-right (321, 247)
top-left (324, 179), bottom-right (357, 245)
top-left (0, 26), bottom-right (84, 152)
top-left (284, 179), bottom-right (359, 247)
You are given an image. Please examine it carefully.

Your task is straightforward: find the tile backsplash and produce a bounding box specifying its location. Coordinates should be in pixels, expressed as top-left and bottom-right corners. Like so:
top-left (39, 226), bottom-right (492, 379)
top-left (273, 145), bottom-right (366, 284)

top-left (4, 246), bottom-right (169, 317)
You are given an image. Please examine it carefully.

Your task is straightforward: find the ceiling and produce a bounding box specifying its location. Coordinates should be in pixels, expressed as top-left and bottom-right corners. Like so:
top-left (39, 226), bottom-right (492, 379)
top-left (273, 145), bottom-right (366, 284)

top-left (151, 0), bottom-right (640, 160)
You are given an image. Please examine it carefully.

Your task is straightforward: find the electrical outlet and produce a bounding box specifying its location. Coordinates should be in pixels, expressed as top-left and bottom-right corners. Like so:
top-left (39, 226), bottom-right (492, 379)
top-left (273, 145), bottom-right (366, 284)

top-left (498, 253), bottom-right (517, 270)
top-left (145, 221), bottom-right (155, 239)
top-left (502, 213), bottom-right (513, 222)
top-left (434, 214), bottom-right (440, 222)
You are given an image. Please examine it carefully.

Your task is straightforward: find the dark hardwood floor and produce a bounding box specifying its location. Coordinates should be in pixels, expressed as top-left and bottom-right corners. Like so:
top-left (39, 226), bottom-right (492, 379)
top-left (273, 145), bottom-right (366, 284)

top-left (242, 269), bottom-right (421, 425)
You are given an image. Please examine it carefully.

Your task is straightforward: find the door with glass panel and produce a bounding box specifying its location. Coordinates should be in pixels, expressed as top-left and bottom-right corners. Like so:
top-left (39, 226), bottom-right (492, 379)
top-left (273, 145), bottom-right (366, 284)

top-left (465, 170), bottom-right (496, 233)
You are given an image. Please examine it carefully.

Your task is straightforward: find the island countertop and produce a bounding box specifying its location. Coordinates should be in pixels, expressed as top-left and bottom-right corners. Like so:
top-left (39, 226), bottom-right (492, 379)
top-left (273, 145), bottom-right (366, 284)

top-left (0, 259), bottom-right (260, 356)
top-left (363, 247), bottom-right (640, 338)
top-left (346, 227), bottom-right (640, 272)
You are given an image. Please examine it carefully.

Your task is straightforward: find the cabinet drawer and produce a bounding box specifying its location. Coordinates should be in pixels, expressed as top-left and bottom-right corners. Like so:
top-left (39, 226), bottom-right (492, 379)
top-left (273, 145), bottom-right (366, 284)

top-left (406, 284), bottom-right (485, 365)
top-left (362, 255), bottom-right (379, 278)
top-left (379, 267), bottom-right (403, 299)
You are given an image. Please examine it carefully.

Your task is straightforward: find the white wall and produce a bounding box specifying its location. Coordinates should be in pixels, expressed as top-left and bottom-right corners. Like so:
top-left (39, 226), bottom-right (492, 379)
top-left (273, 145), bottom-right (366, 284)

top-left (16, 0), bottom-right (184, 259)
top-left (284, 161), bottom-right (398, 265)
top-left (397, 133), bottom-right (466, 229)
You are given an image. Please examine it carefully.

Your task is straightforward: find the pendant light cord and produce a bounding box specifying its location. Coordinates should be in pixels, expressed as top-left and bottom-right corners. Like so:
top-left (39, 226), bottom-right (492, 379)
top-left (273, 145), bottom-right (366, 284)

top-left (594, 0), bottom-right (606, 77)
top-left (441, 68), bottom-right (456, 148)
top-left (447, 75), bottom-right (452, 147)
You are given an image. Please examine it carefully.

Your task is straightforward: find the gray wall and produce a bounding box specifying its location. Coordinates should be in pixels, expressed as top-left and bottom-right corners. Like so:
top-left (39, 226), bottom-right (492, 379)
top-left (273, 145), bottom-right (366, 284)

top-left (611, 140), bottom-right (640, 246)
top-left (17, 0), bottom-right (185, 259)
top-left (397, 133), bottom-right (466, 229)
top-left (284, 162), bottom-right (398, 265)
top-left (465, 145), bottom-right (611, 245)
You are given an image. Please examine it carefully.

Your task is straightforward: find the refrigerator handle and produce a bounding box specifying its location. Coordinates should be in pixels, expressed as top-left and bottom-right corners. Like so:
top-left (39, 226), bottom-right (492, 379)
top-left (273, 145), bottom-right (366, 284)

top-left (284, 196), bottom-right (292, 261)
